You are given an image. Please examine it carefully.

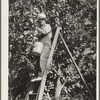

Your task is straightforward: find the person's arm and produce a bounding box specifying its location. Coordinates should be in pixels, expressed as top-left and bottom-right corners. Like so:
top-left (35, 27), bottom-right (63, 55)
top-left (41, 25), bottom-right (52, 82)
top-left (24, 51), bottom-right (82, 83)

top-left (35, 26), bottom-right (46, 35)
top-left (35, 24), bottom-right (52, 36)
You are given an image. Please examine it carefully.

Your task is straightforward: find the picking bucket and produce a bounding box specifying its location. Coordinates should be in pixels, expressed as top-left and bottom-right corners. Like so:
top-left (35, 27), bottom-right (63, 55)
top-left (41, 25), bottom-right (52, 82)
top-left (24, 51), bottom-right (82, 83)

top-left (32, 42), bottom-right (44, 56)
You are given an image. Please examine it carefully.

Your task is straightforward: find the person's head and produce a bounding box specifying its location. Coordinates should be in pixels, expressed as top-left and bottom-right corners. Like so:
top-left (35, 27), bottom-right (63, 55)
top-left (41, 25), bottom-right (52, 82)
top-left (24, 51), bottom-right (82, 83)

top-left (38, 13), bottom-right (46, 26)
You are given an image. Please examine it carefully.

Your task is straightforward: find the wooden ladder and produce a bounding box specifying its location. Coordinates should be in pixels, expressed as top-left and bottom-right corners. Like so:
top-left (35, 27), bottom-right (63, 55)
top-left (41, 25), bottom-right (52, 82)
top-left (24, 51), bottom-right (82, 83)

top-left (25, 26), bottom-right (94, 100)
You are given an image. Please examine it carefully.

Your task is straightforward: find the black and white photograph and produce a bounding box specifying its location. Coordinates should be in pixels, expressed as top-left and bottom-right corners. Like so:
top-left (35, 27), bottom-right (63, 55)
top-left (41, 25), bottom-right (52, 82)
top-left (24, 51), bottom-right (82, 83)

top-left (6, 0), bottom-right (98, 100)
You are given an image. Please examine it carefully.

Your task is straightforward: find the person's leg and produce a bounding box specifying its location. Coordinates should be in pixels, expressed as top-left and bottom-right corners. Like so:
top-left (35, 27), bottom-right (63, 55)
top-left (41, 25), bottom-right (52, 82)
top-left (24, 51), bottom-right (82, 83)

top-left (33, 56), bottom-right (41, 77)
top-left (40, 45), bottom-right (50, 74)
top-left (31, 46), bottom-right (50, 82)
top-left (31, 56), bottom-right (42, 82)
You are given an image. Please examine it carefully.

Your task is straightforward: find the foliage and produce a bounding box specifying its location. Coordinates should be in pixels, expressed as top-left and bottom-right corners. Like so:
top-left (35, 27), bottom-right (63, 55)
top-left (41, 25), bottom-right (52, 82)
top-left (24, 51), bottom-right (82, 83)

top-left (9, 0), bottom-right (96, 100)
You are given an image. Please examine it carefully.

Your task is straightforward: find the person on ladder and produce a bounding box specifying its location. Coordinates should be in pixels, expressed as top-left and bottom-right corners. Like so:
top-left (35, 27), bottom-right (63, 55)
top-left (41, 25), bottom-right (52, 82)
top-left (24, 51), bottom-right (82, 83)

top-left (31, 13), bottom-right (52, 82)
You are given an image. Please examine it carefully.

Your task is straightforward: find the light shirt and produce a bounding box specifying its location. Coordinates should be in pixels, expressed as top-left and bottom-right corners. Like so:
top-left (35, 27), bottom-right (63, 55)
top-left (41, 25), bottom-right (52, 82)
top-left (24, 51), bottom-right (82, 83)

top-left (37, 24), bottom-right (52, 47)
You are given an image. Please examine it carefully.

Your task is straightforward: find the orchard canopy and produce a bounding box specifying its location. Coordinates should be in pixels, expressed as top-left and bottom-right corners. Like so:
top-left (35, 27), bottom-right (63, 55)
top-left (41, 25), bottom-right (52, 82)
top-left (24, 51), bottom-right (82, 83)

top-left (9, 0), bottom-right (96, 100)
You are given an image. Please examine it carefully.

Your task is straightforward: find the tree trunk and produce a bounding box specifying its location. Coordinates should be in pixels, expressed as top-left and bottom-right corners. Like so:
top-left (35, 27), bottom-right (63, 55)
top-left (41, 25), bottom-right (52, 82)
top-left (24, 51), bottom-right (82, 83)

top-left (55, 66), bottom-right (64, 100)
top-left (55, 77), bottom-right (63, 98)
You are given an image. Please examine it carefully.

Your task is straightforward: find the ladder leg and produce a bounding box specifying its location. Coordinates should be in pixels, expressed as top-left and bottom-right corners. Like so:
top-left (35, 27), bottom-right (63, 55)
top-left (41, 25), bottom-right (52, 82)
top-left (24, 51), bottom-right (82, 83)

top-left (59, 33), bottom-right (94, 100)
top-left (35, 83), bottom-right (41, 100)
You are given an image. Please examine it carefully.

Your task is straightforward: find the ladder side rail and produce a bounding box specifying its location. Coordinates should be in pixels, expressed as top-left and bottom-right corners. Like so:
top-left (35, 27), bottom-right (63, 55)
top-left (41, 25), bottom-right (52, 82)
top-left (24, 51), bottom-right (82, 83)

top-left (24, 93), bottom-right (29, 100)
top-left (47, 93), bottom-right (51, 100)
top-left (37, 27), bottom-right (62, 100)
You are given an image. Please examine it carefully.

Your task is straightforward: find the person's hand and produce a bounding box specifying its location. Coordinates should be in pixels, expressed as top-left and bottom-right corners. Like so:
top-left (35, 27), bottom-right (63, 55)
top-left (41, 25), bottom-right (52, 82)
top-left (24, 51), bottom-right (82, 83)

top-left (33, 30), bottom-right (38, 36)
top-left (32, 21), bottom-right (38, 29)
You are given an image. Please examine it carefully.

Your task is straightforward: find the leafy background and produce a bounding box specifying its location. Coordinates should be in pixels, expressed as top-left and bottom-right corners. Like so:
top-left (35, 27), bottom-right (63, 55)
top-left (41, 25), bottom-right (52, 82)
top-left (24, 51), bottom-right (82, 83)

top-left (9, 0), bottom-right (96, 100)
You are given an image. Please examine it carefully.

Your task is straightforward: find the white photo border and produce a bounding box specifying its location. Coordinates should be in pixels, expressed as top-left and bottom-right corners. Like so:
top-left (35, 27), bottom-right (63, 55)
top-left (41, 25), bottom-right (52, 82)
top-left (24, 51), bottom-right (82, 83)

top-left (1, 0), bottom-right (99, 100)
